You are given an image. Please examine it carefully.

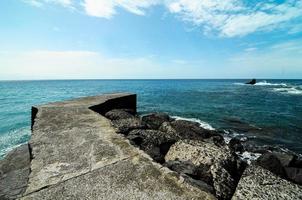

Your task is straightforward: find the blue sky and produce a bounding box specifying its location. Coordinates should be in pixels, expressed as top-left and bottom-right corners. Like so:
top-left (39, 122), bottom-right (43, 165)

top-left (0, 0), bottom-right (302, 79)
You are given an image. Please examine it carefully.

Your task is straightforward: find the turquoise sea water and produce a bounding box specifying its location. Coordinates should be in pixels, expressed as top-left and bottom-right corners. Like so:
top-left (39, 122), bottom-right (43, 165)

top-left (0, 79), bottom-right (302, 158)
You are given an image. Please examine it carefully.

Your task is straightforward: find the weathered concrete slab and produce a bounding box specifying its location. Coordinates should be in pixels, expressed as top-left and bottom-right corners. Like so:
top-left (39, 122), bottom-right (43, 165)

top-left (21, 93), bottom-right (215, 199)
top-left (0, 144), bottom-right (30, 199)
top-left (232, 165), bottom-right (302, 200)
top-left (22, 156), bottom-right (214, 200)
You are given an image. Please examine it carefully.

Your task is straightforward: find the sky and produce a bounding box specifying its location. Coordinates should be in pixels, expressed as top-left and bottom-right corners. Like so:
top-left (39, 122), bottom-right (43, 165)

top-left (0, 0), bottom-right (302, 79)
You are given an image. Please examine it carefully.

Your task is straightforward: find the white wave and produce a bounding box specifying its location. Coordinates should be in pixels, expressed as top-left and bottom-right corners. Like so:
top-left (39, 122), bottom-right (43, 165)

top-left (0, 127), bottom-right (30, 159)
top-left (255, 81), bottom-right (287, 86)
top-left (171, 116), bottom-right (215, 130)
top-left (233, 83), bottom-right (245, 85)
top-left (238, 151), bottom-right (262, 165)
top-left (273, 87), bottom-right (302, 95)
top-left (233, 81), bottom-right (287, 86)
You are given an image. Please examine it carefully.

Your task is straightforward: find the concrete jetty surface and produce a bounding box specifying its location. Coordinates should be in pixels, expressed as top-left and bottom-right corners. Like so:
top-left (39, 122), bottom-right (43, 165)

top-left (1, 93), bottom-right (215, 199)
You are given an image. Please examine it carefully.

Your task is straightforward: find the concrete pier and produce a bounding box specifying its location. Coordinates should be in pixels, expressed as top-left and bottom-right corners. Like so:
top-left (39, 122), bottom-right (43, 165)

top-left (1, 93), bottom-right (214, 199)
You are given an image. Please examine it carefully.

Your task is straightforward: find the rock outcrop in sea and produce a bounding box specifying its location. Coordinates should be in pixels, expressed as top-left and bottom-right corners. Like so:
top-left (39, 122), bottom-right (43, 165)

top-left (1, 93), bottom-right (302, 200)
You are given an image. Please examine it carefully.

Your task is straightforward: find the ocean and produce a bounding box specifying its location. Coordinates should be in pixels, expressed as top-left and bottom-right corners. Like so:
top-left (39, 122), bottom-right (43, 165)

top-left (0, 79), bottom-right (302, 158)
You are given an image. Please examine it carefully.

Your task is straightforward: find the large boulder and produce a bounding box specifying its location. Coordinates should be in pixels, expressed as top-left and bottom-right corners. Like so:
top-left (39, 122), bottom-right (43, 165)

top-left (127, 129), bottom-right (176, 163)
top-left (232, 165), bottom-right (302, 200)
top-left (165, 140), bottom-right (239, 200)
top-left (284, 167), bottom-right (302, 185)
top-left (141, 113), bottom-right (171, 130)
top-left (111, 117), bottom-right (146, 134)
top-left (255, 152), bottom-right (295, 179)
top-left (159, 120), bottom-right (215, 141)
top-left (105, 109), bottom-right (135, 120)
top-left (228, 138), bottom-right (244, 153)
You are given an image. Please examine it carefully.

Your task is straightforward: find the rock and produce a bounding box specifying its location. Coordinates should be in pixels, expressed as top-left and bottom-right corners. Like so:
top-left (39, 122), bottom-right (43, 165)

top-left (0, 144), bottom-right (31, 199)
top-left (105, 109), bottom-right (135, 120)
top-left (159, 120), bottom-right (215, 142)
top-left (141, 113), bottom-right (171, 130)
top-left (204, 134), bottom-right (226, 147)
top-left (111, 117), bottom-right (146, 134)
top-left (232, 165), bottom-right (302, 200)
top-left (211, 163), bottom-right (236, 200)
top-left (228, 138), bottom-right (244, 153)
top-left (255, 152), bottom-right (295, 178)
top-left (245, 79), bottom-right (256, 85)
top-left (165, 140), bottom-right (238, 200)
top-left (284, 167), bottom-right (302, 185)
top-left (127, 129), bottom-right (176, 163)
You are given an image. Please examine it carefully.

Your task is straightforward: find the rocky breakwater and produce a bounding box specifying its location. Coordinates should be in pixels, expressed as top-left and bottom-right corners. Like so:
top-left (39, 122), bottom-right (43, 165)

top-left (1, 94), bottom-right (216, 200)
top-left (105, 109), bottom-right (302, 200)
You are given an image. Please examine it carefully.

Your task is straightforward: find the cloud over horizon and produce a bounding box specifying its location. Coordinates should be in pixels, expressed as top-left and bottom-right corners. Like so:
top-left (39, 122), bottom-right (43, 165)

top-left (23, 0), bottom-right (302, 37)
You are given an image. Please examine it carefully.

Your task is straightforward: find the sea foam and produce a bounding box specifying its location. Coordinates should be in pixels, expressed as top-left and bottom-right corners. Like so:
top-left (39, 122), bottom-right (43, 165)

top-left (0, 127), bottom-right (30, 159)
top-left (273, 87), bottom-right (302, 95)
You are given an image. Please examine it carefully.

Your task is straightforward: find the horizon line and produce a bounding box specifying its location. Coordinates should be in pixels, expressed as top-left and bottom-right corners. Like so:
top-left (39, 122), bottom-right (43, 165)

top-left (0, 78), bottom-right (301, 81)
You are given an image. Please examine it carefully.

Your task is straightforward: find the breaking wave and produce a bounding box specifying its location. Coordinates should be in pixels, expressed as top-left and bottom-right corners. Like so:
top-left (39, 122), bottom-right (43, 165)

top-left (273, 87), bottom-right (302, 95)
top-left (172, 116), bottom-right (215, 130)
top-left (234, 81), bottom-right (287, 86)
top-left (255, 81), bottom-right (287, 86)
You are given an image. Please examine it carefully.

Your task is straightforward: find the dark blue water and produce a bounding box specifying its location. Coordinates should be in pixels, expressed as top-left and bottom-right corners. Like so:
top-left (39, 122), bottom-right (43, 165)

top-left (1, 79), bottom-right (302, 158)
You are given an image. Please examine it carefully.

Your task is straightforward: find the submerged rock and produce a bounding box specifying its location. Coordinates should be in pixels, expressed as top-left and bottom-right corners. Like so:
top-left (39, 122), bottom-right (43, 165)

top-left (232, 165), bottom-right (302, 200)
top-left (141, 113), bottom-right (171, 130)
top-left (165, 140), bottom-right (239, 200)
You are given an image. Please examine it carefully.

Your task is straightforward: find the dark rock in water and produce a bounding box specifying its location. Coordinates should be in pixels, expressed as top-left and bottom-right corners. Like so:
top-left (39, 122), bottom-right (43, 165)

top-left (127, 129), bottom-right (176, 163)
top-left (255, 152), bottom-right (295, 179)
top-left (0, 144), bottom-right (31, 199)
top-left (232, 164), bottom-right (302, 200)
top-left (228, 138), bottom-right (244, 153)
top-left (245, 79), bottom-right (256, 85)
top-left (141, 113), bottom-right (171, 130)
top-left (111, 117), bottom-right (146, 134)
top-left (165, 140), bottom-right (239, 200)
top-left (105, 109), bottom-right (135, 120)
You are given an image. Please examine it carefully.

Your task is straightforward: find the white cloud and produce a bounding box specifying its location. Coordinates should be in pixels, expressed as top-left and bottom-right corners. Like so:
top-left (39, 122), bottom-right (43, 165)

top-left (23, 0), bottom-right (302, 37)
top-left (82, 0), bottom-right (159, 18)
top-left (166, 0), bottom-right (302, 37)
top-left (0, 50), bottom-right (208, 79)
top-left (227, 40), bottom-right (302, 78)
top-left (24, 0), bottom-right (73, 7)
